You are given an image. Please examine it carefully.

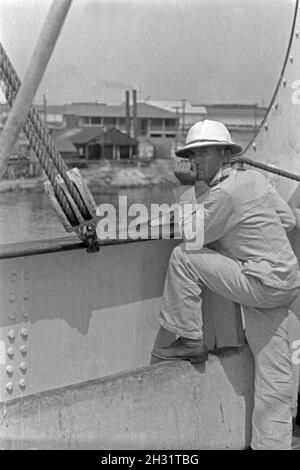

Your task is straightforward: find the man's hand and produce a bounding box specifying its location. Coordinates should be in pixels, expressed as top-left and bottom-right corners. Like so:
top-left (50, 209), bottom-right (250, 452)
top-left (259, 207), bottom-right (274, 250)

top-left (174, 159), bottom-right (197, 185)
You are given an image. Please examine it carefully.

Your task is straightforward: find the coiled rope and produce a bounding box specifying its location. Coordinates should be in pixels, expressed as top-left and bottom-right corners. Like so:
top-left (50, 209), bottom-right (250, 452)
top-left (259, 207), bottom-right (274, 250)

top-left (0, 42), bottom-right (91, 225)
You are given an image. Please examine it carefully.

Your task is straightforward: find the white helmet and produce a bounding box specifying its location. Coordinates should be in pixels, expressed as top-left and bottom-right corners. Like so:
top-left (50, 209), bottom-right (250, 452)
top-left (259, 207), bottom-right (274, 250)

top-left (176, 119), bottom-right (243, 157)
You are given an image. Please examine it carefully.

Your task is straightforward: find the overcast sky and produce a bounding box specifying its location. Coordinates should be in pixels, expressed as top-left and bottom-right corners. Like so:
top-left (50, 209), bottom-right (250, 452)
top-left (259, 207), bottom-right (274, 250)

top-left (0, 0), bottom-right (296, 105)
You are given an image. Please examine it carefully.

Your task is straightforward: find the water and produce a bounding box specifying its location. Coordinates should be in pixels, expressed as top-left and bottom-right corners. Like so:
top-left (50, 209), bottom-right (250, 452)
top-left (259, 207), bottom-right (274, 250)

top-left (0, 185), bottom-right (176, 245)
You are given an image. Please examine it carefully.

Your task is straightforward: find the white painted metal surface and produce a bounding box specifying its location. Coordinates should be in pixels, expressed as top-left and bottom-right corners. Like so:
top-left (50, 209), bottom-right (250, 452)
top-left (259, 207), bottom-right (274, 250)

top-left (0, 239), bottom-right (244, 401)
top-left (243, 2), bottom-right (300, 202)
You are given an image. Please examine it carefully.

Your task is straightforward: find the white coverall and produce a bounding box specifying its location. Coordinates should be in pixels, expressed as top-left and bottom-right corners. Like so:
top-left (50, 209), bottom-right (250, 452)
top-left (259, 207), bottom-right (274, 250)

top-left (159, 166), bottom-right (300, 450)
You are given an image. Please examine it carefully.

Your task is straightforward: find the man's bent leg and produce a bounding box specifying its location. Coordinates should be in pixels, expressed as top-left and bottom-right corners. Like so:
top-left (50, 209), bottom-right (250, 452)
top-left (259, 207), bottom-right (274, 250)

top-left (244, 306), bottom-right (293, 450)
top-left (159, 243), bottom-right (296, 341)
top-left (158, 244), bottom-right (296, 447)
top-left (159, 245), bottom-right (206, 340)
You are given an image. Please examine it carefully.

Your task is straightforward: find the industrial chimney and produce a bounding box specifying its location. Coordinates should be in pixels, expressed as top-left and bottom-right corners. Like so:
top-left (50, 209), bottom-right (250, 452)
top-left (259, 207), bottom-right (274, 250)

top-left (132, 89), bottom-right (138, 140)
top-left (125, 90), bottom-right (131, 136)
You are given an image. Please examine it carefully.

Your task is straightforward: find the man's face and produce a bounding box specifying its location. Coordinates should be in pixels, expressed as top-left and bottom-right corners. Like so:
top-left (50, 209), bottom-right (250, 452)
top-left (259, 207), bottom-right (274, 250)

top-left (187, 146), bottom-right (224, 182)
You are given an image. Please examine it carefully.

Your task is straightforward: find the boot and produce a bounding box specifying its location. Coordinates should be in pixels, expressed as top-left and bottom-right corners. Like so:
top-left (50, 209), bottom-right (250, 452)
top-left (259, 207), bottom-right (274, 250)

top-left (151, 336), bottom-right (208, 364)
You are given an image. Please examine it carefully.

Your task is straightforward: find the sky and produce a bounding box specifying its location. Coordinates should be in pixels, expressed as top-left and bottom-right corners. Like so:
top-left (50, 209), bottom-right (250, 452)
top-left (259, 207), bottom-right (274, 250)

top-left (0, 0), bottom-right (296, 106)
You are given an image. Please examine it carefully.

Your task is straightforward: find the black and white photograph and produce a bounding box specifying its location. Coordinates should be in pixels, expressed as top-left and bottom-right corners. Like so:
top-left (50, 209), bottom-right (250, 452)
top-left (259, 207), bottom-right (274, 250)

top-left (0, 0), bottom-right (300, 452)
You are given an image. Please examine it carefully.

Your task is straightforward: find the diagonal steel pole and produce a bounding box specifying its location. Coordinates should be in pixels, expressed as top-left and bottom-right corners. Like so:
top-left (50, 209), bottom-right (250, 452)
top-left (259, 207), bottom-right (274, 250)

top-left (0, 0), bottom-right (72, 178)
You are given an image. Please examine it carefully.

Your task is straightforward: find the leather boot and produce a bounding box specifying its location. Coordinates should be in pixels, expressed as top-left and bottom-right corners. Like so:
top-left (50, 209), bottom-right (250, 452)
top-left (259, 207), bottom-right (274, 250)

top-left (151, 336), bottom-right (208, 363)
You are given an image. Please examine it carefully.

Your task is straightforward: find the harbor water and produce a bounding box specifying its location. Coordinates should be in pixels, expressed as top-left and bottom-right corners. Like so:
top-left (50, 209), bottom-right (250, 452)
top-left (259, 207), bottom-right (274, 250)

top-left (0, 185), bottom-right (176, 245)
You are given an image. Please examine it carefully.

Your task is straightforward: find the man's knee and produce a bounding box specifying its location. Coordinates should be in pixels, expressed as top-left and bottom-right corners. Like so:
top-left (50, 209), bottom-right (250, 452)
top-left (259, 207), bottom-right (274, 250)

top-left (170, 243), bottom-right (186, 265)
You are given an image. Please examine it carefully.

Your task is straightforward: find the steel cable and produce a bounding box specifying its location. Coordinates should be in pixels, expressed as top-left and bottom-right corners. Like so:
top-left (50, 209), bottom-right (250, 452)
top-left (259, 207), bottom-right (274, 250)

top-left (0, 42), bottom-right (91, 222)
top-left (0, 80), bottom-right (79, 226)
top-left (231, 156), bottom-right (300, 182)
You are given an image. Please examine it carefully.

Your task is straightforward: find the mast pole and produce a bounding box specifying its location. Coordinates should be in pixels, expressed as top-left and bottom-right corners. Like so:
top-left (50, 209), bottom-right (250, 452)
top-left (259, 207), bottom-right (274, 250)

top-left (0, 0), bottom-right (73, 177)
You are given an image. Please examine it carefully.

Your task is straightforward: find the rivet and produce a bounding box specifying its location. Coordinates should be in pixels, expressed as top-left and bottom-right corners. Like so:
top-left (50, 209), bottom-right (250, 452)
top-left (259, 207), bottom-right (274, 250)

top-left (19, 379), bottom-right (26, 389)
top-left (6, 365), bottom-right (13, 376)
top-left (10, 273), bottom-right (18, 283)
top-left (23, 290), bottom-right (30, 301)
top-left (22, 309), bottom-right (29, 320)
top-left (7, 329), bottom-right (15, 340)
top-left (21, 328), bottom-right (28, 339)
top-left (296, 31), bottom-right (299, 38)
top-left (282, 78), bottom-right (287, 87)
top-left (8, 311), bottom-right (17, 321)
top-left (19, 362), bottom-right (27, 373)
top-left (252, 143), bottom-right (256, 151)
top-left (290, 55), bottom-right (294, 63)
top-left (7, 347), bottom-right (14, 358)
top-left (274, 102), bottom-right (279, 110)
top-left (20, 345), bottom-right (27, 355)
top-left (6, 382), bottom-right (13, 392)
top-left (9, 292), bottom-right (17, 303)
top-left (264, 123), bottom-right (268, 131)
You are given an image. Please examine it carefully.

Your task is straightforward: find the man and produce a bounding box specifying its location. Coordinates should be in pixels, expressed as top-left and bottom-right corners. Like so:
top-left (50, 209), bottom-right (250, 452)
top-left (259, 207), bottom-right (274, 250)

top-left (151, 120), bottom-right (300, 450)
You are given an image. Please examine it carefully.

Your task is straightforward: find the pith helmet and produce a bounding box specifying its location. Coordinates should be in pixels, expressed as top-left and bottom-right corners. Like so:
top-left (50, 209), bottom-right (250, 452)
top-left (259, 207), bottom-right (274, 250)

top-left (175, 119), bottom-right (243, 157)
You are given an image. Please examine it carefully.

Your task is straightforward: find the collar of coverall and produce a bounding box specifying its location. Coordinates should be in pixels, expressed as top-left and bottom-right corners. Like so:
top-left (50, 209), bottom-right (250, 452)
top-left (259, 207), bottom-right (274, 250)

top-left (208, 161), bottom-right (245, 187)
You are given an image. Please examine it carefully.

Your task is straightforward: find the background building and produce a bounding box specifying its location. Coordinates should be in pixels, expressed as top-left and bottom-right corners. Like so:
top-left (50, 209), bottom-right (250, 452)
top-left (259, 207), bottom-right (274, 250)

top-left (198, 103), bottom-right (267, 149)
top-left (53, 126), bottom-right (138, 162)
top-left (0, 100), bottom-right (268, 169)
top-left (147, 100), bottom-right (207, 131)
top-left (63, 102), bottom-right (177, 138)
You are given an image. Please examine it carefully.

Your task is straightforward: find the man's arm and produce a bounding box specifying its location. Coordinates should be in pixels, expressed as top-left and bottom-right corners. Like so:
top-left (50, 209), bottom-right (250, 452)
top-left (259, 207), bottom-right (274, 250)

top-left (173, 185), bottom-right (205, 250)
top-left (287, 183), bottom-right (300, 231)
top-left (268, 183), bottom-right (296, 232)
top-left (173, 185), bottom-right (237, 250)
top-left (173, 159), bottom-right (238, 249)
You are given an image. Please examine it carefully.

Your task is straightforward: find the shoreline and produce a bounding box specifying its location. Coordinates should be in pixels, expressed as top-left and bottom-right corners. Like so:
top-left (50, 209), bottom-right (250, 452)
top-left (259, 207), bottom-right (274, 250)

top-left (0, 175), bottom-right (178, 194)
top-left (0, 159), bottom-right (178, 193)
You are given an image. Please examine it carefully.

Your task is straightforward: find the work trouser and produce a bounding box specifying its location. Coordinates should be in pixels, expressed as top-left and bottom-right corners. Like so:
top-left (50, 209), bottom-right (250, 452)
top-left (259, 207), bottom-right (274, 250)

top-left (159, 244), bottom-right (299, 450)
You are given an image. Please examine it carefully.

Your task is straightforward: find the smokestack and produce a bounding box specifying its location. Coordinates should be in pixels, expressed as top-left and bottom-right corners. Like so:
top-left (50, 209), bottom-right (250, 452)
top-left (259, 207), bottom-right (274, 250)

top-left (132, 89), bottom-right (138, 140)
top-left (125, 90), bottom-right (131, 136)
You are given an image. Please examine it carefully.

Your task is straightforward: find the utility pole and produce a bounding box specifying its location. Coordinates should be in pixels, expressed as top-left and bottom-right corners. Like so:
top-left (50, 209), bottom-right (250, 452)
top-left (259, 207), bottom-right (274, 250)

top-left (173, 106), bottom-right (180, 148)
top-left (125, 90), bottom-right (131, 136)
top-left (181, 99), bottom-right (187, 132)
top-left (132, 89), bottom-right (138, 140)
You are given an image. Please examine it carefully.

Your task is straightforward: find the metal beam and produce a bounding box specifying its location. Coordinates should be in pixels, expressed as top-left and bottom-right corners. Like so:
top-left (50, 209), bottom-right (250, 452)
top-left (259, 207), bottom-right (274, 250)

top-left (0, 0), bottom-right (72, 178)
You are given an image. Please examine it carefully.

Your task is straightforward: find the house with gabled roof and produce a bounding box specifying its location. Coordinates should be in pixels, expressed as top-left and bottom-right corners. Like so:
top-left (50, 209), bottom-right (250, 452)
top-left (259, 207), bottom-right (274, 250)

top-left (52, 126), bottom-right (138, 161)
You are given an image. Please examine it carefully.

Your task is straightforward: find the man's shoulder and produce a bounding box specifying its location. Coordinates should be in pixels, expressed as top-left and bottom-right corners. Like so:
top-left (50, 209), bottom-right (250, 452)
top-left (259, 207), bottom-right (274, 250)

top-left (210, 168), bottom-right (267, 203)
top-left (220, 168), bottom-right (265, 189)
